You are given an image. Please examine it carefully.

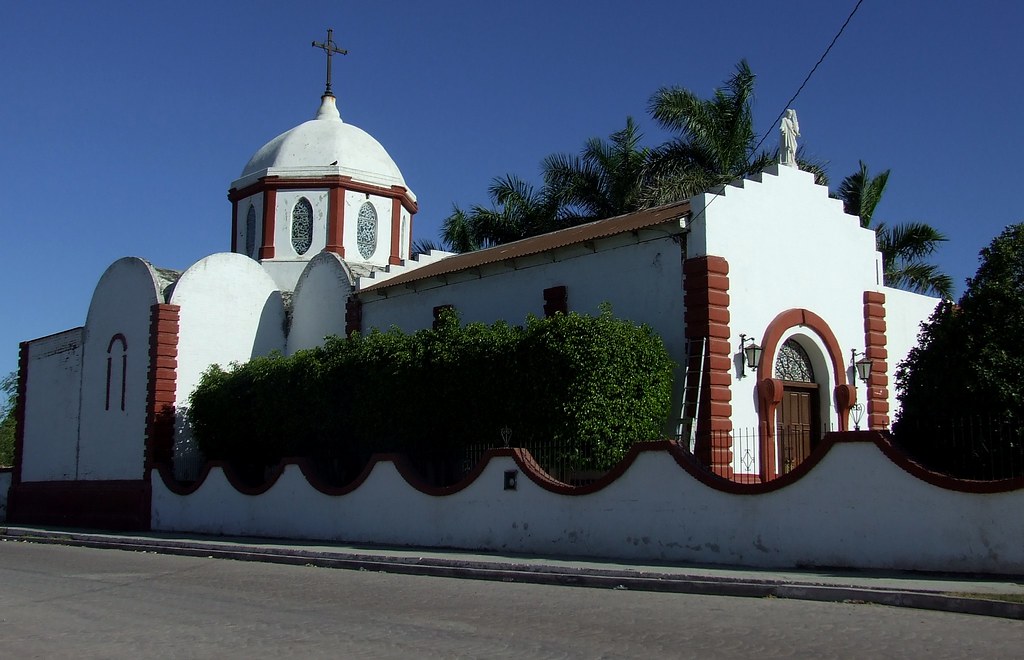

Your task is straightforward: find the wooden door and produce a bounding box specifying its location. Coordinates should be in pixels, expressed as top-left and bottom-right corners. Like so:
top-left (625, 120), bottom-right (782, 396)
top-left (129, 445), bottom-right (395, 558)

top-left (778, 384), bottom-right (820, 473)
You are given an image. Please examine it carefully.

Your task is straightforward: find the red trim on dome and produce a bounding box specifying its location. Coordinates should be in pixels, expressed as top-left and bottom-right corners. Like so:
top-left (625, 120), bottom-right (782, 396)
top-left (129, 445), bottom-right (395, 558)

top-left (229, 176), bottom-right (417, 215)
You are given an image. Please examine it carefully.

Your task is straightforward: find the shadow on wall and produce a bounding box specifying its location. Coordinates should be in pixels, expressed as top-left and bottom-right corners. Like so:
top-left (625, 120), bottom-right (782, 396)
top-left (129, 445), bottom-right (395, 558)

top-left (253, 291), bottom-right (286, 358)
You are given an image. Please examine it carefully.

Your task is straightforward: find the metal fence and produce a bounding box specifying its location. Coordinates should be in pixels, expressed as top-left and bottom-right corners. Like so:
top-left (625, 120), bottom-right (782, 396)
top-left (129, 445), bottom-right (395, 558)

top-left (892, 416), bottom-right (1024, 480)
top-left (677, 425), bottom-right (835, 484)
top-left (463, 438), bottom-right (609, 486)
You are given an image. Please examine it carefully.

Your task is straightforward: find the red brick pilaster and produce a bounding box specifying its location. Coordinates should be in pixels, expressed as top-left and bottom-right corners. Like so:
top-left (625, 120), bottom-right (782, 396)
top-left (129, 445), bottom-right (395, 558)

top-left (12, 342), bottom-right (29, 485)
top-left (326, 185), bottom-right (345, 257)
top-left (259, 188), bottom-right (277, 259)
top-left (389, 194), bottom-right (403, 265)
top-left (683, 256), bottom-right (733, 478)
top-left (144, 304), bottom-right (179, 477)
top-left (863, 291), bottom-right (889, 429)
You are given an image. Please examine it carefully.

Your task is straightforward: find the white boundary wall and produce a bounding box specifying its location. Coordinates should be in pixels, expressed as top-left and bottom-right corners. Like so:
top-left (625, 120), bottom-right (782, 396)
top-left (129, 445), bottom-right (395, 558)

top-left (152, 441), bottom-right (1024, 574)
top-left (20, 328), bottom-right (84, 481)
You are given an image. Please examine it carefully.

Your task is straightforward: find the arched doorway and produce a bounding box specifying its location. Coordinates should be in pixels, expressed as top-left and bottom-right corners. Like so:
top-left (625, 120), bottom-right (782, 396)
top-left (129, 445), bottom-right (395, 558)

top-left (774, 339), bottom-right (820, 474)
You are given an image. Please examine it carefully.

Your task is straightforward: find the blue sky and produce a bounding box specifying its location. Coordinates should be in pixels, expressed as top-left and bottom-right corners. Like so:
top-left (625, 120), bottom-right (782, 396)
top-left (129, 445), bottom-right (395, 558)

top-left (2, 1), bottom-right (1021, 379)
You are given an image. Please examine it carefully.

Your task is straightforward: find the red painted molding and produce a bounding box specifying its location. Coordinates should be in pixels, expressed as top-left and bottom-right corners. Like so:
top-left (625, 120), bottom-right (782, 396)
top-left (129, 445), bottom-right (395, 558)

top-left (863, 291), bottom-right (889, 429)
top-left (755, 308), bottom-right (847, 481)
top-left (7, 479), bottom-right (151, 530)
top-left (683, 255), bottom-right (733, 477)
top-left (326, 185), bottom-right (345, 256)
top-left (543, 285), bottom-right (568, 317)
top-left (12, 342), bottom-right (29, 485)
top-left (229, 176), bottom-right (418, 215)
top-left (389, 197), bottom-right (402, 265)
top-left (144, 304), bottom-right (180, 478)
top-left (259, 189), bottom-right (277, 259)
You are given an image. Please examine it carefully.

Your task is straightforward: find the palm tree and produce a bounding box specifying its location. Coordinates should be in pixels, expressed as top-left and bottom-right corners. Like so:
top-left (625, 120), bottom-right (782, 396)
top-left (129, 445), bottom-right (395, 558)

top-left (440, 175), bottom-right (563, 253)
top-left (645, 60), bottom-right (776, 205)
top-left (542, 117), bottom-right (651, 221)
top-left (837, 162), bottom-right (952, 298)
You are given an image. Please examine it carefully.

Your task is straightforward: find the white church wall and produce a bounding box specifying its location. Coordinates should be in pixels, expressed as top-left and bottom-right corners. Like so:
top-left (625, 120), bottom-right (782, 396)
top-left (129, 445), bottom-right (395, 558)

top-left (151, 438), bottom-right (1024, 575)
top-left (881, 286), bottom-right (941, 418)
top-left (77, 258), bottom-right (165, 481)
top-left (287, 252), bottom-right (355, 354)
top-left (360, 235), bottom-right (688, 422)
top-left (20, 328), bottom-right (83, 482)
top-left (274, 190), bottom-right (328, 260)
top-left (689, 165), bottom-right (881, 437)
top-left (171, 253), bottom-right (286, 451)
top-left (344, 191), bottom-right (393, 267)
top-left (235, 193), bottom-right (263, 260)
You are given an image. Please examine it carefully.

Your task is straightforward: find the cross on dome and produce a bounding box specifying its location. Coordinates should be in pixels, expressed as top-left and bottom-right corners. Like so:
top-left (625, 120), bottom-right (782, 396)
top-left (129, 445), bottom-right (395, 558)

top-left (311, 28), bottom-right (348, 96)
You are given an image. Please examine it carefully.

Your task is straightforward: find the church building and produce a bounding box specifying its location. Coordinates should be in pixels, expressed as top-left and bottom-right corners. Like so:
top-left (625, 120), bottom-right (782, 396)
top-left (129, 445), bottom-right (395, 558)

top-left (7, 54), bottom-right (939, 529)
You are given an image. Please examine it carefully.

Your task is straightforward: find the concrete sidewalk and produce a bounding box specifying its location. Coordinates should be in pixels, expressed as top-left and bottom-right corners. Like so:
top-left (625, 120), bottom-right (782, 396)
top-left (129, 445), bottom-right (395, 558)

top-left (2, 525), bottom-right (1022, 620)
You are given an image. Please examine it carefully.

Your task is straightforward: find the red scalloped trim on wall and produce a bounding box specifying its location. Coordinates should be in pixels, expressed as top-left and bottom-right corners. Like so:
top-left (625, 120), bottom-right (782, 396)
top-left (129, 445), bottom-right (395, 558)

top-left (151, 429), bottom-right (1024, 501)
top-left (152, 431), bottom-right (1024, 502)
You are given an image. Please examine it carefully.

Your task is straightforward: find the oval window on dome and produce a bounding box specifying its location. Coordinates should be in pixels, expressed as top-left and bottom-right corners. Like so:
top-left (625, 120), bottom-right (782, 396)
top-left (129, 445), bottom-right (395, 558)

top-left (291, 197), bottom-right (313, 255)
top-left (245, 204), bottom-right (257, 257)
top-left (357, 202), bottom-right (377, 259)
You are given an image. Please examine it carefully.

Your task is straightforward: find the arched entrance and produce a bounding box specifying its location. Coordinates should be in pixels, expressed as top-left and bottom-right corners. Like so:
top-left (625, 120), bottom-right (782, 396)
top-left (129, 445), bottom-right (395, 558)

top-left (755, 308), bottom-right (851, 481)
top-left (774, 339), bottom-right (820, 474)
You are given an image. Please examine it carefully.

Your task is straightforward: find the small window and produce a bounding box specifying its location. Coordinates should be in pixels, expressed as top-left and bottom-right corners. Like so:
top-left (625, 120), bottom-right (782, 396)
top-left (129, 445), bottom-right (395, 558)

top-left (291, 197), bottom-right (313, 255)
top-left (106, 334), bottom-right (127, 412)
top-left (774, 339), bottom-right (815, 383)
top-left (357, 202), bottom-right (377, 259)
top-left (245, 204), bottom-right (256, 256)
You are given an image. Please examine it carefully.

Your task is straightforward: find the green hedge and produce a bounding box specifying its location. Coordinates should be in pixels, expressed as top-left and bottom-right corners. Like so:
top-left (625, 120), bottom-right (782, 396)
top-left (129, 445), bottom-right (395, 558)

top-left (188, 306), bottom-right (674, 480)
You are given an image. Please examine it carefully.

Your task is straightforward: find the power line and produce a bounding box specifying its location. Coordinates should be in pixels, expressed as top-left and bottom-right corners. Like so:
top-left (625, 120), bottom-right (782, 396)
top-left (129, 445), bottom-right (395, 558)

top-left (688, 0), bottom-right (866, 229)
top-left (751, 0), bottom-right (866, 157)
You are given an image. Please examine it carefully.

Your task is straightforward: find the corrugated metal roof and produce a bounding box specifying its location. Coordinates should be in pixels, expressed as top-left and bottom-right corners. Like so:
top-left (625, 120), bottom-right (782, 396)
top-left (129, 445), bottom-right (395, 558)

top-left (360, 200), bottom-right (690, 292)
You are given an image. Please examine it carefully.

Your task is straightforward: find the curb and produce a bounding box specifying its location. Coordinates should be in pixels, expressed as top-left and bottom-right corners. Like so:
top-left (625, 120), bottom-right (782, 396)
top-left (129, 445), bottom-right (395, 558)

top-left (2, 527), bottom-right (1021, 620)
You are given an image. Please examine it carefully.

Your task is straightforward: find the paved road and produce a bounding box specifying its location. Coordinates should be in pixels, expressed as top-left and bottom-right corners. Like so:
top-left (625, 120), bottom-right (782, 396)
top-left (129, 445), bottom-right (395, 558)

top-left (1, 541), bottom-right (1020, 658)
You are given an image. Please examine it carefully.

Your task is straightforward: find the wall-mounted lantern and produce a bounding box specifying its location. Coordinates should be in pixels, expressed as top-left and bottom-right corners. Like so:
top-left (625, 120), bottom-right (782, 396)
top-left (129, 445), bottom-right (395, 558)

top-left (851, 349), bottom-right (873, 385)
top-left (504, 470), bottom-right (518, 491)
top-left (739, 334), bottom-right (763, 378)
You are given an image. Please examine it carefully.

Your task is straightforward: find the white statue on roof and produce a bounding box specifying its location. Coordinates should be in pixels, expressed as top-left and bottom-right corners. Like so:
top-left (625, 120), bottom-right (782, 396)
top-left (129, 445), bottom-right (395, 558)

top-left (779, 109), bottom-right (800, 168)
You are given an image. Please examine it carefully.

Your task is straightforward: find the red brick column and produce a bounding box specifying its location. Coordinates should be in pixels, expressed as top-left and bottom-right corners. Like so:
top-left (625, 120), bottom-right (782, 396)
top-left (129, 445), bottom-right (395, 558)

top-left (683, 256), bottom-right (733, 477)
top-left (326, 185), bottom-right (346, 257)
top-left (144, 304), bottom-right (180, 476)
top-left (863, 291), bottom-right (889, 429)
top-left (259, 189), bottom-right (277, 259)
top-left (389, 195), bottom-right (403, 265)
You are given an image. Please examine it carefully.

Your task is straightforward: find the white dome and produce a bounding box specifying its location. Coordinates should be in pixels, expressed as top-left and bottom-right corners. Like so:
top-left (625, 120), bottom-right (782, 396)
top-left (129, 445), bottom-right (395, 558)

top-left (238, 95), bottom-right (408, 190)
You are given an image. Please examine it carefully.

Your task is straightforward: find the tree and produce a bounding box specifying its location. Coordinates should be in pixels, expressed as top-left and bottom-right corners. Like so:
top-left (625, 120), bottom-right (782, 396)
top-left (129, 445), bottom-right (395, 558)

top-left (894, 224), bottom-right (1024, 477)
top-left (837, 161), bottom-right (952, 298)
top-left (0, 370), bottom-right (17, 467)
top-left (440, 175), bottom-right (564, 253)
top-left (645, 60), bottom-right (776, 205)
top-left (542, 117), bottom-right (651, 222)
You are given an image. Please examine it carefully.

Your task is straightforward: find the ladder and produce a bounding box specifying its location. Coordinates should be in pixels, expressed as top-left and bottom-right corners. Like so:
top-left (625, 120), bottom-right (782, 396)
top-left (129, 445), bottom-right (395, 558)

top-left (676, 337), bottom-right (708, 453)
